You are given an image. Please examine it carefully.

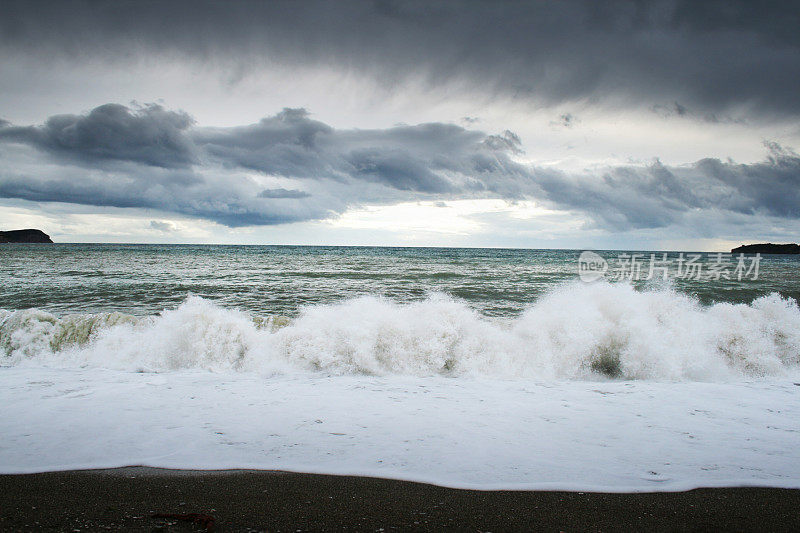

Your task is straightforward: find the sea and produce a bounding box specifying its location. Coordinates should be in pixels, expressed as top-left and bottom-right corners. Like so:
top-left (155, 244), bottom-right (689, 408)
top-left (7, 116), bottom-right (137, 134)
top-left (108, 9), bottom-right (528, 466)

top-left (1, 244), bottom-right (799, 491)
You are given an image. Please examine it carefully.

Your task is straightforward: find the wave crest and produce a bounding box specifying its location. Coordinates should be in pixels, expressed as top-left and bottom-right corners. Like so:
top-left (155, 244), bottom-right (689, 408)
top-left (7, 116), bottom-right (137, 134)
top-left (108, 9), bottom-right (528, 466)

top-left (2, 282), bottom-right (799, 380)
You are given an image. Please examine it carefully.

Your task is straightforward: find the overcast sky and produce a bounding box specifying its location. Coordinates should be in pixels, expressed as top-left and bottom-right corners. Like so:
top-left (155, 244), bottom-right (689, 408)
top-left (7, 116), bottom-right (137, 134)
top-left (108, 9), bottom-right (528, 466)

top-left (1, 0), bottom-right (799, 250)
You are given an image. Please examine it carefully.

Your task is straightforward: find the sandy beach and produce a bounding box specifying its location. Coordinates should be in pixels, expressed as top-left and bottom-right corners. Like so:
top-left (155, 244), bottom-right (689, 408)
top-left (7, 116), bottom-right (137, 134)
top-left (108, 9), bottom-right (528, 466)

top-left (1, 467), bottom-right (799, 532)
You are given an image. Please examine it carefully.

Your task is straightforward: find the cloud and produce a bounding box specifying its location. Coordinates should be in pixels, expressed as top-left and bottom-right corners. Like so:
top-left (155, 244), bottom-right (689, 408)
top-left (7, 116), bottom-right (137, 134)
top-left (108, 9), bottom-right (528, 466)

top-left (532, 144), bottom-right (800, 232)
top-left (694, 142), bottom-right (800, 219)
top-left (651, 101), bottom-right (746, 125)
top-left (258, 188), bottom-right (311, 199)
top-left (551, 113), bottom-right (578, 128)
top-left (195, 109), bottom-right (527, 196)
top-left (0, 103), bottom-right (196, 168)
top-left (1, 103), bottom-right (799, 236)
top-left (150, 220), bottom-right (175, 232)
top-left (2, 1), bottom-right (799, 119)
top-left (481, 130), bottom-right (523, 155)
top-left (0, 104), bottom-right (528, 226)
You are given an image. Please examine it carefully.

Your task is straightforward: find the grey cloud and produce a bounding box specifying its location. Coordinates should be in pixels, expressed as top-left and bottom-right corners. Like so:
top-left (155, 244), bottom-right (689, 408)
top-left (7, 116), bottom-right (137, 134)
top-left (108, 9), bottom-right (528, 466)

top-left (1, 103), bottom-right (799, 234)
top-left (198, 111), bottom-right (525, 195)
top-left (195, 108), bottom-right (334, 178)
top-left (2, 1), bottom-right (799, 118)
top-left (482, 130), bottom-right (523, 154)
top-left (694, 143), bottom-right (800, 219)
top-left (553, 114), bottom-right (578, 128)
top-left (259, 188), bottom-right (311, 199)
top-left (0, 103), bottom-right (196, 168)
top-left (533, 163), bottom-right (701, 230)
top-left (651, 102), bottom-right (746, 125)
top-left (532, 144), bottom-right (800, 232)
top-left (0, 104), bottom-right (529, 226)
top-left (345, 148), bottom-right (454, 193)
top-left (0, 166), bottom-right (333, 227)
top-left (150, 220), bottom-right (175, 232)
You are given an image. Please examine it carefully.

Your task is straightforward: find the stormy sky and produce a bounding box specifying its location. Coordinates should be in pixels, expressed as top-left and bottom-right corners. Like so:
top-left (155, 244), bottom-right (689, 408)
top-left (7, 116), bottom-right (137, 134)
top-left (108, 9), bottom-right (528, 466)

top-left (1, 0), bottom-right (799, 249)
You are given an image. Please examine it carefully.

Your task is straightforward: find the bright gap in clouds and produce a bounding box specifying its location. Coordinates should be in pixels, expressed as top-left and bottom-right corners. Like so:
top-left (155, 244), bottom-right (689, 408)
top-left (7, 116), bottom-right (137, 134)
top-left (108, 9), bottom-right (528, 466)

top-left (328, 200), bottom-right (577, 237)
top-left (0, 199), bottom-right (582, 246)
top-left (0, 198), bottom-right (779, 253)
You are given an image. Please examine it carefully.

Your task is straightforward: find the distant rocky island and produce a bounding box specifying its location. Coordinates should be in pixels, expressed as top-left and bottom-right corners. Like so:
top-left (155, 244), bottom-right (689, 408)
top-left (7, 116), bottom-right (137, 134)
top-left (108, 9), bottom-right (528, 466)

top-left (0, 229), bottom-right (53, 243)
top-left (731, 243), bottom-right (800, 254)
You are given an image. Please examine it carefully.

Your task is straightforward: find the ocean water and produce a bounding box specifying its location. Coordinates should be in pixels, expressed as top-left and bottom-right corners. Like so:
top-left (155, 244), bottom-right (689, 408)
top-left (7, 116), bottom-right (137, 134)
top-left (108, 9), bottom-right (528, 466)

top-left (1, 244), bottom-right (799, 490)
top-left (2, 244), bottom-right (799, 379)
top-left (3, 244), bottom-right (800, 318)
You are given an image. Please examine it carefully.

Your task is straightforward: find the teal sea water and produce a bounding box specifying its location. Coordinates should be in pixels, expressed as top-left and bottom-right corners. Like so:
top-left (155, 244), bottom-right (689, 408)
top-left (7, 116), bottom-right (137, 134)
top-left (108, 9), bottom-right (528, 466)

top-left (2, 244), bottom-right (799, 317)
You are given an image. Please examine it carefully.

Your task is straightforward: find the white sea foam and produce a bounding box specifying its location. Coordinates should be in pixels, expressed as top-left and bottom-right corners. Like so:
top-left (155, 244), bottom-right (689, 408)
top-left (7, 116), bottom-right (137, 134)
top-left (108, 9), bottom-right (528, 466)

top-left (2, 368), bottom-right (800, 490)
top-left (2, 282), bottom-right (800, 490)
top-left (2, 282), bottom-right (799, 380)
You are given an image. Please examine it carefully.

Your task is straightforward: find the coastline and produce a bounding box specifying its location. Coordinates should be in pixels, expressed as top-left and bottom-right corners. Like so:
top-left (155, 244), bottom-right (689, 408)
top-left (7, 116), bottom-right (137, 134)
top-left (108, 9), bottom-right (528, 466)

top-left (2, 467), bottom-right (799, 532)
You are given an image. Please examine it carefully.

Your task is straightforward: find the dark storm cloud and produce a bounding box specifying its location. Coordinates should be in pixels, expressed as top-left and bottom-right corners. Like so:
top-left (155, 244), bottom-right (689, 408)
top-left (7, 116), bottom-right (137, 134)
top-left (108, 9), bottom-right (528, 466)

top-left (258, 188), bottom-right (311, 199)
top-left (2, 0), bottom-right (799, 118)
top-left (0, 166), bottom-right (331, 227)
top-left (533, 162), bottom-right (703, 230)
top-left (651, 102), bottom-right (745, 125)
top-left (532, 145), bottom-right (800, 231)
top-left (1, 103), bottom-right (798, 232)
top-left (0, 104), bottom-right (528, 226)
top-left (0, 103), bottom-right (197, 168)
top-left (195, 109), bottom-right (334, 178)
top-left (195, 110), bottom-right (526, 195)
top-left (695, 143), bottom-right (800, 219)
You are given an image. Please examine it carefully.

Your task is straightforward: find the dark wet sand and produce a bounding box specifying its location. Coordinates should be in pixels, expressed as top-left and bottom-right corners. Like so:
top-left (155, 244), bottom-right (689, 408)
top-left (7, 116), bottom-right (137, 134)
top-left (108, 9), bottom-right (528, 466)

top-left (1, 467), bottom-right (799, 532)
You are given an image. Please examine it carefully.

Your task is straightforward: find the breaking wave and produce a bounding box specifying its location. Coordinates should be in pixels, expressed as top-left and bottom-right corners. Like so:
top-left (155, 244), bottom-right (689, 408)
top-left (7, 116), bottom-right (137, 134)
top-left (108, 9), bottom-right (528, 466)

top-left (2, 282), bottom-right (799, 380)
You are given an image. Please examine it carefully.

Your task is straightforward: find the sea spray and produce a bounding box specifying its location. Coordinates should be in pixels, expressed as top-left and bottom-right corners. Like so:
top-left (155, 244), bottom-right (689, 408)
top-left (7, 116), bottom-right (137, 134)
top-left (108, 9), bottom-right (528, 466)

top-left (1, 282), bottom-right (799, 380)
